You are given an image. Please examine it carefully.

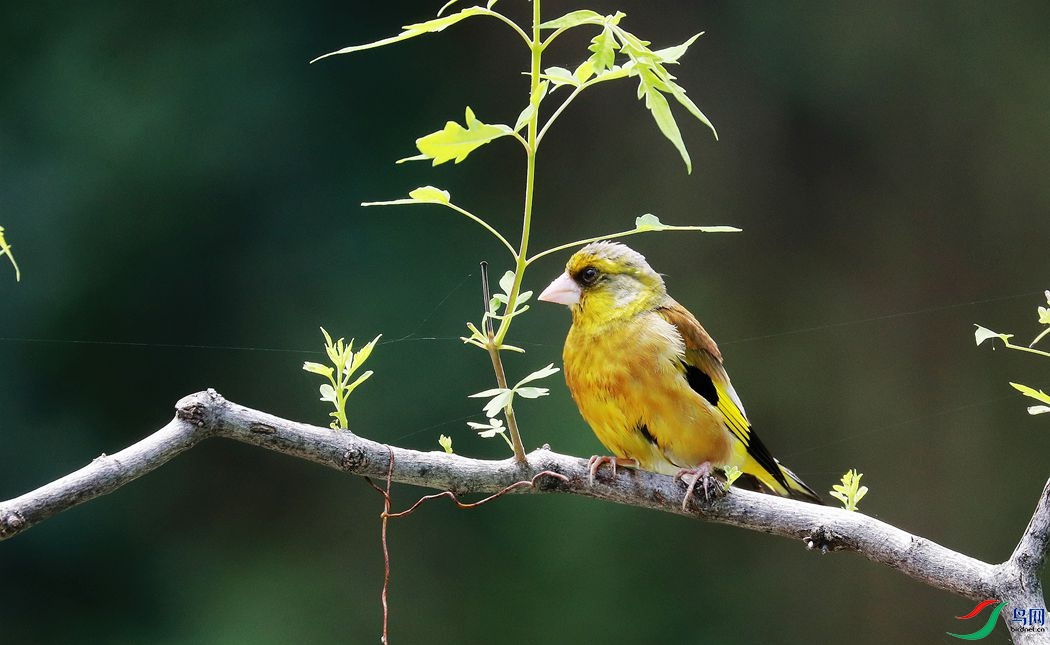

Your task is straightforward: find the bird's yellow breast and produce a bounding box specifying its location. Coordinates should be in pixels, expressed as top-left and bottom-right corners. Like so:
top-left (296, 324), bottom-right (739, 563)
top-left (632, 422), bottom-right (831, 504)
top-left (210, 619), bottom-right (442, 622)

top-left (562, 310), bottom-right (732, 475)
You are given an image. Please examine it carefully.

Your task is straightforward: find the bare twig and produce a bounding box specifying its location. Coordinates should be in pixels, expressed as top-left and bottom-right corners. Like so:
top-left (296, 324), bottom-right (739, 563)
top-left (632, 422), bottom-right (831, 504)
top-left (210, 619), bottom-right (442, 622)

top-left (1, 389), bottom-right (1047, 643)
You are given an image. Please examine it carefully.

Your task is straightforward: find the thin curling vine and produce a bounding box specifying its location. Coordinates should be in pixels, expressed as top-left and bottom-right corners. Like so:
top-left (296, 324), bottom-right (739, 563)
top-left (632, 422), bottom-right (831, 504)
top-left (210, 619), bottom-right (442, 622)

top-left (314, 1), bottom-right (738, 460)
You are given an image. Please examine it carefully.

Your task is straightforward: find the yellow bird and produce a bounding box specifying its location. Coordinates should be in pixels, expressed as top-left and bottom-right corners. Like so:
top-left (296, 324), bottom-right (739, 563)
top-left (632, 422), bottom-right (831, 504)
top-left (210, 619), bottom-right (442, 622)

top-left (538, 241), bottom-right (822, 505)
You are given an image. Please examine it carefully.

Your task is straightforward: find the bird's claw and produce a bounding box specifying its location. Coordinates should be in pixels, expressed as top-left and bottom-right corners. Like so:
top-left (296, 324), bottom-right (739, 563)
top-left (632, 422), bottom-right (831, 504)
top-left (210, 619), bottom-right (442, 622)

top-left (675, 462), bottom-right (722, 510)
top-left (587, 456), bottom-right (638, 485)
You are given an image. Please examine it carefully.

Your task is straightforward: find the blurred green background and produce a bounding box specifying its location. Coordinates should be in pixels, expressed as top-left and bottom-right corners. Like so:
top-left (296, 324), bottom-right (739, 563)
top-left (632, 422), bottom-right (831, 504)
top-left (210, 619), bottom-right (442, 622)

top-left (2, 1), bottom-right (1048, 643)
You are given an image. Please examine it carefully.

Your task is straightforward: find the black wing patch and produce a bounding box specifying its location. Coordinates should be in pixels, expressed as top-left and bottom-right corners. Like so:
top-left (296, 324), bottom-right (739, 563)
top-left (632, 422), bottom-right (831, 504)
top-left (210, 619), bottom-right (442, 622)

top-left (637, 422), bottom-right (658, 446)
top-left (679, 361), bottom-right (788, 490)
top-left (683, 364), bottom-right (718, 406)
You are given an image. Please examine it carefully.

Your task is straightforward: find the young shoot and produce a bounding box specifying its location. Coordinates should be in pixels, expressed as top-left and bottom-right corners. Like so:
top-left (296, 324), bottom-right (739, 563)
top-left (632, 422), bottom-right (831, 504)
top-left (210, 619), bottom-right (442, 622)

top-left (830, 469), bottom-right (869, 512)
top-left (303, 327), bottom-right (381, 429)
top-left (0, 226), bottom-right (20, 282)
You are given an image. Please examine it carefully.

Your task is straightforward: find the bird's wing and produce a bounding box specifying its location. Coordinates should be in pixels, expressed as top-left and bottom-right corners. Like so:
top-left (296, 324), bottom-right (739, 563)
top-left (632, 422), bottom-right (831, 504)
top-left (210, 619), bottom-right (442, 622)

top-left (656, 301), bottom-right (790, 491)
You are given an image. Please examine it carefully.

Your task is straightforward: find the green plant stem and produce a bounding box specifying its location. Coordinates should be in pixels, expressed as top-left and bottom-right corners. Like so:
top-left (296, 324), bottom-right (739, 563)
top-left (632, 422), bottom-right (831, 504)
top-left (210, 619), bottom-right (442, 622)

top-left (1002, 338), bottom-right (1050, 359)
top-left (493, 0), bottom-right (542, 349)
top-left (526, 223), bottom-right (726, 266)
top-left (535, 85), bottom-right (585, 147)
top-left (445, 202), bottom-right (518, 258)
top-left (477, 8), bottom-right (531, 46)
top-left (1030, 326), bottom-right (1050, 349)
top-left (485, 333), bottom-right (526, 462)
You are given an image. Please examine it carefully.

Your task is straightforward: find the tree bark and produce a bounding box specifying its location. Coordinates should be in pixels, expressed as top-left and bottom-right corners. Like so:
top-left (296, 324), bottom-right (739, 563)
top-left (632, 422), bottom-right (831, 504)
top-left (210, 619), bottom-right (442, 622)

top-left (1, 389), bottom-right (1046, 643)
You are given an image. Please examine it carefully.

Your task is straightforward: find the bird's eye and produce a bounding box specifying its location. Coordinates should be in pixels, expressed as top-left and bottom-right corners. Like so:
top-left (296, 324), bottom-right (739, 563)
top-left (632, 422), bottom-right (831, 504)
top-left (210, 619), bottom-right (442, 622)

top-left (579, 266), bottom-right (600, 286)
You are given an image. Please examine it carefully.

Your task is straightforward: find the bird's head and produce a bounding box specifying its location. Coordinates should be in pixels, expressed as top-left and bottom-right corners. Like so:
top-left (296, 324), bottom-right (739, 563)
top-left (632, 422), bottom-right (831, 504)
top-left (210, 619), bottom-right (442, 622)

top-left (537, 242), bottom-right (666, 322)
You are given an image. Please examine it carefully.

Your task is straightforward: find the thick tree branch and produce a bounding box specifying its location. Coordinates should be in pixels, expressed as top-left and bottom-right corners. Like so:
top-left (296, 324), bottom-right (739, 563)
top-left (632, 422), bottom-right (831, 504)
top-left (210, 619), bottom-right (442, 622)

top-left (1, 389), bottom-right (1047, 643)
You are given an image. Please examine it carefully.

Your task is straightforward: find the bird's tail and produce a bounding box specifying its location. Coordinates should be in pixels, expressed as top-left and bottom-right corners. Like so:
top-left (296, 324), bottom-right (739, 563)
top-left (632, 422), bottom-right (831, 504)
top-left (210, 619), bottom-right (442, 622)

top-left (775, 461), bottom-right (824, 504)
top-left (740, 455), bottom-right (824, 504)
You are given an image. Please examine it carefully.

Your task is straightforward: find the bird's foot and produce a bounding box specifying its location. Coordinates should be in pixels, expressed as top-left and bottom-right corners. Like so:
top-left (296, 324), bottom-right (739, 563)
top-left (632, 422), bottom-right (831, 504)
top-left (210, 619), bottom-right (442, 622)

top-left (587, 456), bottom-right (638, 485)
top-left (674, 462), bottom-right (722, 511)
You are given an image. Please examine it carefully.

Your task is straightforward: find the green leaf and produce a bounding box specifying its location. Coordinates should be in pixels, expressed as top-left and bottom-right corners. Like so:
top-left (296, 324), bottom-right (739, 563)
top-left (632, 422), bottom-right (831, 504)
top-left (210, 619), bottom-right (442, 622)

top-left (974, 325), bottom-right (1010, 346)
top-left (514, 386), bottom-right (549, 399)
top-left (631, 213), bottom-right (739, 234)
top-left (469, 417), bottom-right (506, 438)
top-left (1010, 382), bottom-right (1050, 405)
top-left (539, 9), bottom-right (604, 30)
top-left (438, 434), bottom-right (454, 453)
top-left (652, 32), bottom-right (704, 64)
top-left (1038, 305), bottom-right (1050, 325)
top-left (573, 60), bottom-right (595, 84)
top-left (634, 213), bottom-right (665, 231)
top-left (515, 362), bottom-right (560, 387)
top-left (588, 27), bottom-right (619, 73)
top-left (722, 465), bottom-right (742, 489)
top-left (637, 69), bottom-right (691, 173)
top-left (0, 226), bottom-right (20, 282)
top-left (469, 387), bottom-right (508, 399)
top-left (408, 186), bottom-right (451, 204)
top-left (302, 361), bottom-right (334, 378)
top-left (319, 383), bottom-right (337, 403)
top-left (362, 186), bottom-right (452, 208)
top-left (829, 469), bottom-right (868, 512)
top-left (345, 370), bottom-right (374, 394)
top-left (481, 390), bottom-right (514, 418)
top-left (666, 81), bottom-right (718, 139)
top-left (513, 104), bottom-right (535, 132)
top-left (415, 106), bottom-right (513, 165)
top-left (498, 270), bottom-right (515, 296)
top-left (541, 66), bottom-right (578, 88)
top-left (311, 7), bottom-right (487, 63)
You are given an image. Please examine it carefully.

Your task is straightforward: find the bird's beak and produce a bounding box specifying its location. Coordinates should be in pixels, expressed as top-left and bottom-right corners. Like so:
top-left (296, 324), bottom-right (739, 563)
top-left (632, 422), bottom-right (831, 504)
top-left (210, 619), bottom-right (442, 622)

top-left (537, 271), bottom-right (580, 306)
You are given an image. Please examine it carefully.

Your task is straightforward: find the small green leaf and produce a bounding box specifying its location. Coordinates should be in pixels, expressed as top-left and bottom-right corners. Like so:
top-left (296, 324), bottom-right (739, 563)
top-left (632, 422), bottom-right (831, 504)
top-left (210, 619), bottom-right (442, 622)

top-left (415, 106), bottom-right (513, 165)
top-left (541, 66), bottom-right (578, 88)
top-left (1038, 306), bottom-right (1050, 325)
top-left (0, 226), bottom-right (20, 282)
top-left (515, 362), bottom-right (560, 387)
top-left (438, 434), bottom-right (454, 453)
top-left (514, 386), bottom-right (549, 399)
top-left (469, 417), bottom-right (506, 438)
top-left (975, 325), bottom-right (1010, 346)
top-left (513, 104), bottom-right (535, 132)
top-left (482, 390), bottom-right (514, 418)
top-left (573, 59), bottom-right (595, 84)
top-left (539, 9), bottom-right (604, 30)
top-left (498, 270), bottom-right (515, 296)
top-left (638, 71), bottom-right (691, 173)
top-left (302, 361), bottom-right (334, 378)
top-left (319, 383), bottom-right (337, 403)
top-left (312, 7), bottom-right (487, 63)
top-left (666, 81), bottom-right (718, 140)
top-left (469, 387), bottom-right (508, 399)
top-left (345, 370), bottom-right (374, 395)
top-left (634, 213), bottom-right (666, 231)
top-left (1010, 382), bottom-right (1050, 405)
top-left (588, 27), bottom-right (619, 73)
top-left (722, 465), bottom-right (742, 489)
top-left (363, 186), bottom-right (455, 208)
top-left (830, 469), bottom-right (868, 512)
top-left (408, 186), bottom-right (451, 204)
top-left (652, 32), bottom-right (704, 64)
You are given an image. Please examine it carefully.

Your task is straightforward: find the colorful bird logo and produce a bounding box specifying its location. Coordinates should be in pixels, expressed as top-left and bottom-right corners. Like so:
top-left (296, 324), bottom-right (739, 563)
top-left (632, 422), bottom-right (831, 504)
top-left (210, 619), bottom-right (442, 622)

top-left (947, 599), bottom-right (1008, 640)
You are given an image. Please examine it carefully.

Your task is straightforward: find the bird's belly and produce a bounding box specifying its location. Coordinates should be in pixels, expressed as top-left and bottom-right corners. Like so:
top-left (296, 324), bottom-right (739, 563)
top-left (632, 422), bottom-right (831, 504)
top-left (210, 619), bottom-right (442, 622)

top-left (564, 330), bottom-right (731, 475)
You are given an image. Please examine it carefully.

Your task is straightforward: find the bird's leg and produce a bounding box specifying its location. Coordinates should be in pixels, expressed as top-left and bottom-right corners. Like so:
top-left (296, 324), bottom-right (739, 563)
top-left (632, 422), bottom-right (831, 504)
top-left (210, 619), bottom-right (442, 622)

top-left (675, 462), bottom-right (720, 511)
top-left (587, 456), bottom-right (638, 484)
